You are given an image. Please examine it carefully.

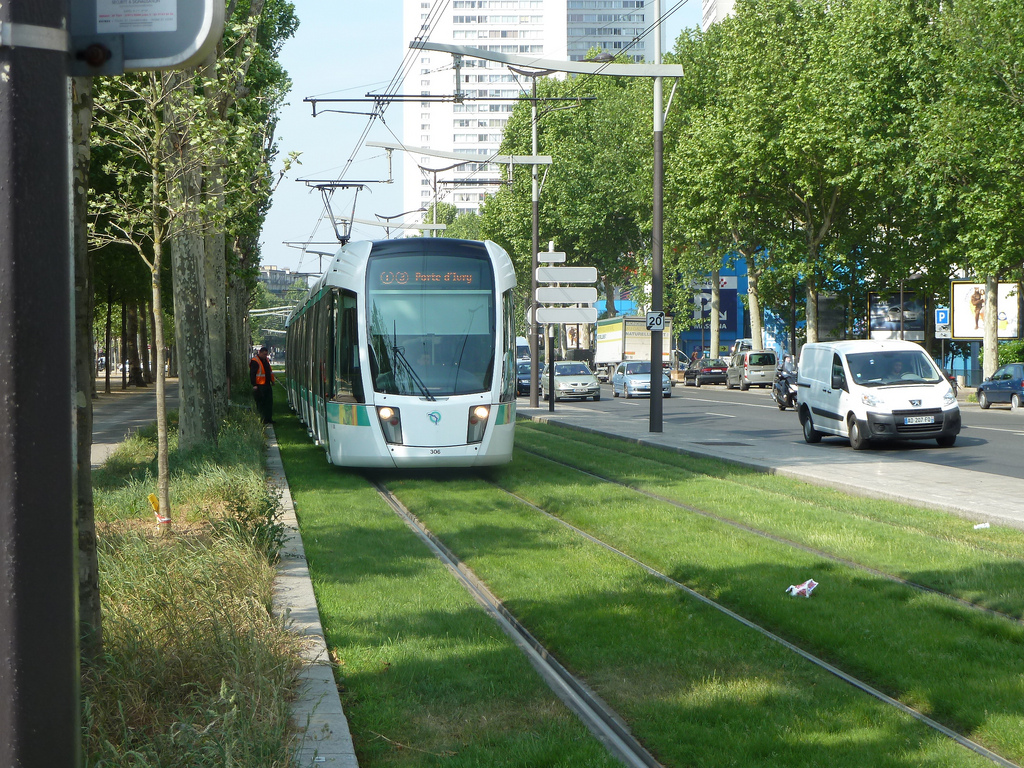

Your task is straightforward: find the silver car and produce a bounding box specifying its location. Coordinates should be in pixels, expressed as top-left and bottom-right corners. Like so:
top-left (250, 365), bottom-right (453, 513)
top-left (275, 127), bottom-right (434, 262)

top-left (541, 361), bottom-right (601, 402)
top-left (612, 361), bottom-right (671, 398)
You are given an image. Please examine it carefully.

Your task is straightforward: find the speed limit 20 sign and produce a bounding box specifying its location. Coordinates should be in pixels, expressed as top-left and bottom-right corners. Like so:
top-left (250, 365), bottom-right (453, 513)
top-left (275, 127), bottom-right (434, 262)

top-left (645, 311), bottom-right (665, 331)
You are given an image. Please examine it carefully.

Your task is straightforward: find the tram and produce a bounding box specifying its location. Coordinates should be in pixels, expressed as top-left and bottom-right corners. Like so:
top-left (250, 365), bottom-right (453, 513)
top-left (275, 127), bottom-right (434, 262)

top-left (284, 238), bottom-right (518, 468)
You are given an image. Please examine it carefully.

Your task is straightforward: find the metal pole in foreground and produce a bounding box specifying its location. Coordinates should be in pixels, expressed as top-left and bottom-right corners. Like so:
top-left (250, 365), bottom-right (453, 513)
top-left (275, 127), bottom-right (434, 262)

top-left (649, 0), bottom-right (664, 433)
top-left (0, 0), bottom-right (81, 764)
top-left (529, 75), bottom-right (541, 408)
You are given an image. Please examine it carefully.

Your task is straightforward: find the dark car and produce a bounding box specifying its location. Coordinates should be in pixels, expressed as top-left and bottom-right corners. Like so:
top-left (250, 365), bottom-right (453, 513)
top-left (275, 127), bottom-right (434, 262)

top-left (977, 362), bottom-right (1024, 410)
top-left (516, 361), bottom-right (532, 396)
top-left (683, 357), bottom-right (729, 387)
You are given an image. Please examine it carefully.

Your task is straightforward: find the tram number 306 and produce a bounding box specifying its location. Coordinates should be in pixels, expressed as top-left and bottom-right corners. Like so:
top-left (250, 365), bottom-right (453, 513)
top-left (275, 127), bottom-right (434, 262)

top-left (430, 449), bottom-right (442, 455)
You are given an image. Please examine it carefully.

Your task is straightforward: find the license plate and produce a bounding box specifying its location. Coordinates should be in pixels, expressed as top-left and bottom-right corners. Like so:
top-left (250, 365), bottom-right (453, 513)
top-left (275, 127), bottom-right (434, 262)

top-left (904, 415), bottom-right (934, 425)
top-left (574, 388), bottom-right (586, 393)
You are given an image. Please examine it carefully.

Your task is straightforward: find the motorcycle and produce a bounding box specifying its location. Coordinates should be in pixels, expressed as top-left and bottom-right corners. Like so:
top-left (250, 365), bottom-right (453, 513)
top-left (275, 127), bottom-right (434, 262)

top-left (771, 365), bottom-right (798, 410)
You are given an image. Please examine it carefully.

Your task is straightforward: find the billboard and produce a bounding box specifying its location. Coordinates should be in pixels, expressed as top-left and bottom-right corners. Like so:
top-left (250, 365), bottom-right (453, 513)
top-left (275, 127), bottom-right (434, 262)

top-left (869, 292), bottom-right (924, 341)
top-left (950, 282), bottom-right (1020, 339)
top-left (690, 276), bottom-right (738, 334)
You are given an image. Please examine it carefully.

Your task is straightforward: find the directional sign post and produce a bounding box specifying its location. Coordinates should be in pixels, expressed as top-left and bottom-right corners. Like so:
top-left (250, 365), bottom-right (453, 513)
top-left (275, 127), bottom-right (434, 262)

top-left (534, 252), bottom-right (598, 412)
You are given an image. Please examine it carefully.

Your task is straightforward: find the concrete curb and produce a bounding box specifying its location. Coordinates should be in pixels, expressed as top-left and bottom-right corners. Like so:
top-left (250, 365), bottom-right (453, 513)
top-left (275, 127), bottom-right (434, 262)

top-left (266, 428), bottom-right (359, 768)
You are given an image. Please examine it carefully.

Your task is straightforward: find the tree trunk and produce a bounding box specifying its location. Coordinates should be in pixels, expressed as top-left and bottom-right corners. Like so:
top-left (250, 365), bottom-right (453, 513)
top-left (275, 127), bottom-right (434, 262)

top-left (603, 281), bottom-right (617, 317)
top-left (805, 277), bottom-right (819, 344)
top-left (166, 69), bottom-right (218, 449)
top-left (126, 302), bottom-right (146, 387)
top-left (983, 274), bottom-right (999, 379)
top-left (747, 264), bottom-right (764, 353)
top-left (104, 286), bottom-right (112, 394)
top-left (205, 228), bottom-right (227, 419)
top-left (226, 250), bottom-right (252, 397)
top-left (72, 76), bottom-right (103, 659)
top-left (139, 299), bottom-right (152, 383)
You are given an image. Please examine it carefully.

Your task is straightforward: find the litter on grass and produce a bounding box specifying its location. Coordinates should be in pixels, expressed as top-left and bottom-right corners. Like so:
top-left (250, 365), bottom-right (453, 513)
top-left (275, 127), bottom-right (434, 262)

top-left (786, 579), bottom-right (818, 598)
top-left (973, 522), bottom-right (990, 530)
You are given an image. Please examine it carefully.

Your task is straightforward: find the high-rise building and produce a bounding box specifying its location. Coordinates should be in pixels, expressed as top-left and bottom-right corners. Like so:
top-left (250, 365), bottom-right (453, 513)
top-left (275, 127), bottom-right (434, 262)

top-left (401, 0), bottom-right (647, 224)
top-left (700, 0), bottom-right (735, 31)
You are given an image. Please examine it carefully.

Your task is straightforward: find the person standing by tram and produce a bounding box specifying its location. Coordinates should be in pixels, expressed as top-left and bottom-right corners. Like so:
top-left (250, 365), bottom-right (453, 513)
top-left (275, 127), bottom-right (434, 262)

top-left (250, 346), bottom-right (275, 424)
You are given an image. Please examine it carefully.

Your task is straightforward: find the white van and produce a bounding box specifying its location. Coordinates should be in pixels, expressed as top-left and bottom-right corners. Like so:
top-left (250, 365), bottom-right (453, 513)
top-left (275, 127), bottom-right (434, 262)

top-left (796, 340), bottom-right (960, 449)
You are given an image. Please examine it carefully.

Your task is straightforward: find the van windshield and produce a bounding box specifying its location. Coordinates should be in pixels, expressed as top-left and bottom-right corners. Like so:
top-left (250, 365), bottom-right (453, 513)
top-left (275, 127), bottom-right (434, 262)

top-left (846, 350), bottom-right (943, 387)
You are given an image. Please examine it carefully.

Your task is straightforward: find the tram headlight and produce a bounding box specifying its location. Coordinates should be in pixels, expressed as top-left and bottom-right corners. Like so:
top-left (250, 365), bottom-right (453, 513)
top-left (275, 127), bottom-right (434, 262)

top-left (376, 406), bottom-right (403, 445)
top-left (467, 405), bottom-right (490, 444)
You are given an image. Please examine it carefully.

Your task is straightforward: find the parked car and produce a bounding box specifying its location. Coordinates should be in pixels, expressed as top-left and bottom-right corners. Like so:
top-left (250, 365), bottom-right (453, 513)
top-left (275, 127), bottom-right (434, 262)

top-left (726, 349), bottom-right (778, 390)
top-left (611, 361), bottom-right (671, 398)
top-left (516, 360), bottom-right (532, 396)
top-left (683, 357), bottom-right (729, 387)
top-left (977, 363), bottom-right (1024, 410)
top-left (541, 361), bottom-right (601, 402)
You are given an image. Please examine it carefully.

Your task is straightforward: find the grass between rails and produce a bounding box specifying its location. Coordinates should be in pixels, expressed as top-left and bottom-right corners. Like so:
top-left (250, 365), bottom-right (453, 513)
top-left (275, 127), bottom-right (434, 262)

top-left (384, 471), bottom-right (1002, 768)
top-left (273, 413), bottom-right (620, 767)
top-left (85, 409), bottom-right (302, 768)
top-left (274, 402), bottom-right (1023, 767)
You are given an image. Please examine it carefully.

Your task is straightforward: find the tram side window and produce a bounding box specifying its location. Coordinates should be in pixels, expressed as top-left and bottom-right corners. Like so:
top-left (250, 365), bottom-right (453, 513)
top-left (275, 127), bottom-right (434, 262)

top-left (499, 289), bottom-right (516, 402)
top-left (334, 290), bottom-right (363, 403)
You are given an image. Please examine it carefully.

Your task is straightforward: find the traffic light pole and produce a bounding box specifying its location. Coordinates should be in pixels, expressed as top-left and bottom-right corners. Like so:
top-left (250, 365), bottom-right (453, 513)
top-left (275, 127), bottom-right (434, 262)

top-left (0, 0), bottom-right (81, 764)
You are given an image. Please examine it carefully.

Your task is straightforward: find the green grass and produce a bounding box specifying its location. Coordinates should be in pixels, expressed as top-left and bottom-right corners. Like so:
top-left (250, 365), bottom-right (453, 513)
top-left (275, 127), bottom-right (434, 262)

top-left (84, 408), bottom-right (301, 768)
top-left (274, 415), bottom-right (620, 767)
top-left (275, 404), bottom-right (1024, 766)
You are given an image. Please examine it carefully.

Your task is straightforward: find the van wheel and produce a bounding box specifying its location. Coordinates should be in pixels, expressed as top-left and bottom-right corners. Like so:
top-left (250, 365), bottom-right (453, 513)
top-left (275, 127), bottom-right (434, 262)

top-left (848, 416), bottom-right (868, 450)
top-left (740, 380), bottom-right (749, 392)
top-left (802, 411), bottom-right (822, 444)
top-left (936, 435), bottom-right (956, 447)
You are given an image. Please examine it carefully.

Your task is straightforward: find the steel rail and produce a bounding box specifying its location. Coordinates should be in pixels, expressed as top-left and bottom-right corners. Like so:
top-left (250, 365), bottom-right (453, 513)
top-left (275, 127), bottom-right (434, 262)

top-left (517, 444), bottom-right (1024, 629)
top-left (369, 479), bottom-right (663, 768)
top-left (488, 474), bottom-right (1022, 768)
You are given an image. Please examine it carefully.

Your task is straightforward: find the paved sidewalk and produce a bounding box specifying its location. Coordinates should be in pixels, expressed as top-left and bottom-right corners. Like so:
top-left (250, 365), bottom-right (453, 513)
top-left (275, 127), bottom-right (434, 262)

top-left (266, 429), bottom-right (359, 768)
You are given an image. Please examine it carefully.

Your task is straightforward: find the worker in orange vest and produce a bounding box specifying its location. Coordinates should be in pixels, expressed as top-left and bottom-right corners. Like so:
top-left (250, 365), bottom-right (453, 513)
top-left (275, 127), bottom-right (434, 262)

top-left (250, 346), bottom-right (275, 425)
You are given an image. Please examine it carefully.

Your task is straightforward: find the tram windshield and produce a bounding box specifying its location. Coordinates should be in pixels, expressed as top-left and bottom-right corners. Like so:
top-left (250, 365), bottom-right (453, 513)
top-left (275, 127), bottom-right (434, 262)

top-left (367, 247), bottom-right (496, 397)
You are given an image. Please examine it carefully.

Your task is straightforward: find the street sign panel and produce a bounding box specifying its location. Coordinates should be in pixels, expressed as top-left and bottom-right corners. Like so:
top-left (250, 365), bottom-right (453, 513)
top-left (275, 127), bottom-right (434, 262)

top-left (537, 251), bottom-right (566, 263)
top-left (536, 307), bottom-right (598, 324)
top-left (646, 311), bottom-right (665, 331)
top-left (70, 0), bottom-right (223, 74)
top-left (536, 266), bottom-right (597, 283)
top-left (935, 307), bottom-right (949, 326)
top-left (536, 286), bottom-right (597, 304)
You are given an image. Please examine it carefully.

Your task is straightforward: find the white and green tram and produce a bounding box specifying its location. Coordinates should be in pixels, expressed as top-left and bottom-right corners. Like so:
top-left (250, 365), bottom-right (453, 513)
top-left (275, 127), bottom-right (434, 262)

top-left (284, 238), bottom-right (517, 468)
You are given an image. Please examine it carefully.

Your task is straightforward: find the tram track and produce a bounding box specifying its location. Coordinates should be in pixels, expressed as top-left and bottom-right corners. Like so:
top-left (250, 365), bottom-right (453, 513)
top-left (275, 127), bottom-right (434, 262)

top-left (474, 476), bottom-right (1022, 768)
top-left (369, 477), bottom-right (663, 768)
top-left (515, 444), bottom-right (1024, 629)
top-left (372, 470), bottom-right (1021, 768)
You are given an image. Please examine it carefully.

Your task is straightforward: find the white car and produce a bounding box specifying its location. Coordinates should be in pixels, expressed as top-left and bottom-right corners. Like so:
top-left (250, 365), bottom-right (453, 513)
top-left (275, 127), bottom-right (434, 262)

top-left (611, 361), bottom-right (671, 398)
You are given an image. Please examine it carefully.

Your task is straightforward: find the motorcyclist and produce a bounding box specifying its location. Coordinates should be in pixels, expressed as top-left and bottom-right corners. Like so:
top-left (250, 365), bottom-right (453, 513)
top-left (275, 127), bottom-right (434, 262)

top-left (773, 354), bottom-right (798, 409)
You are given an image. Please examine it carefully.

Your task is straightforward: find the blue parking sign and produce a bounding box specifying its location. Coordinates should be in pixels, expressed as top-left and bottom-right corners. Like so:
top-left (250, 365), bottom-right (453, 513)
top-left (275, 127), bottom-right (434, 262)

top-left (935, 307), bottom-right (949, 325)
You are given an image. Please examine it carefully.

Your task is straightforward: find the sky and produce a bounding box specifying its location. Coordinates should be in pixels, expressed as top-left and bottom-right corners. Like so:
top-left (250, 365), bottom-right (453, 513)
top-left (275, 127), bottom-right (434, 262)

top-left (258, 0), bottom-right (703, 275)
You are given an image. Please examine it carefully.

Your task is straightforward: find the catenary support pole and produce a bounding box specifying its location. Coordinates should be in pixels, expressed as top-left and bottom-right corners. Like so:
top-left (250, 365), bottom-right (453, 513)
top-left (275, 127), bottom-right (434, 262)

top-left (529, 75), bottom-right (541, 408)
top-left (0, 0), bottom-right (81, 765)
top-left (649, 0), bottom-right (664, 433)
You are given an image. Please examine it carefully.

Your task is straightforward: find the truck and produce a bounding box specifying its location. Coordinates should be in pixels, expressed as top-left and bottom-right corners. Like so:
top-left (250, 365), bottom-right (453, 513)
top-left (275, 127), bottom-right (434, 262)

top-left (594, 315), bottom-right (673, 380)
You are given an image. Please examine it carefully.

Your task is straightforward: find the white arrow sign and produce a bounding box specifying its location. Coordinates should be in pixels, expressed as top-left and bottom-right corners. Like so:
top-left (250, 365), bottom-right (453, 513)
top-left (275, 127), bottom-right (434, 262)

top-left (536, 307), bottom-right (598, 324)
top-left (536, 266), bottom-right (598, 283)
top-left (536, 286), bottom-right (598, 304)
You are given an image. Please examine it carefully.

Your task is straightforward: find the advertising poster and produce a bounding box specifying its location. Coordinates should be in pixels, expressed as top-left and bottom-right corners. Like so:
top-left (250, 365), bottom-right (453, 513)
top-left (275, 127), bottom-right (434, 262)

top-left (690, 276), bottom-right (738, 334)
top-left (951, 282), bottom-right (1020, 339)
top-left (869, 292), bottom-right (924, 341)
